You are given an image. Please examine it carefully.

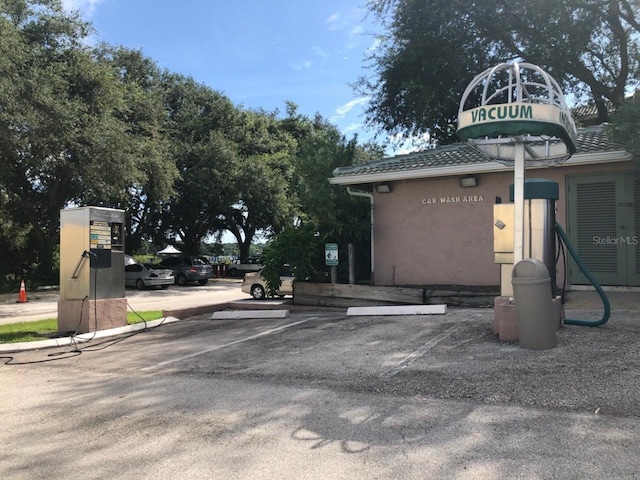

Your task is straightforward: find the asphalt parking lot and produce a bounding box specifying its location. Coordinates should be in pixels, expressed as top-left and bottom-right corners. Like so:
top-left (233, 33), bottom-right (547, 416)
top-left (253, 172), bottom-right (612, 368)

top-left (2, 304), bottom-right (639, 479)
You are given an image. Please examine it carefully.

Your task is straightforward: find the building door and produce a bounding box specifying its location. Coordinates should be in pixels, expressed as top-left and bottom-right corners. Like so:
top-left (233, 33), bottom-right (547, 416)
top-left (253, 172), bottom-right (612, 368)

top-left (567, 173), bottom-right (639, 286)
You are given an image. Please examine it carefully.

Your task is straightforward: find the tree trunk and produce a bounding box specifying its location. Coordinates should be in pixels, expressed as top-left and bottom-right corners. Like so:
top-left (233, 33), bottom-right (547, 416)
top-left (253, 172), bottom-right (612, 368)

top-left (595, 96), bottom-right (610, 124)
top-left (36, 231), bottom-right (58, 284)
top-left (181, 234), bottom-right (203, 257)
top-left (239, 238), bottom-right (252, 263)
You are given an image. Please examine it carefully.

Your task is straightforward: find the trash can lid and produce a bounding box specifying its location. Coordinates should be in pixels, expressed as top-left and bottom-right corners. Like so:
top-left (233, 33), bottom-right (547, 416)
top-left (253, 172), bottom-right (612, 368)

top-left (512, 258), bottom-right (550, 279)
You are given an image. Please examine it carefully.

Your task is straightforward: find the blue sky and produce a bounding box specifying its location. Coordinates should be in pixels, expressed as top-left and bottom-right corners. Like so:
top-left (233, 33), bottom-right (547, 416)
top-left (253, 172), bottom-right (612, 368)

top-left (62, 0), bottom-right (390, 149)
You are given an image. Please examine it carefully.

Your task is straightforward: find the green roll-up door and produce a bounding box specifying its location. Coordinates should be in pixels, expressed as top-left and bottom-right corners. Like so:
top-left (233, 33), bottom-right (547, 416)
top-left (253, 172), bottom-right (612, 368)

top-left (631, 175), bottom-right (640, 286)
top-left (567, 174), bottom-right (628, 285)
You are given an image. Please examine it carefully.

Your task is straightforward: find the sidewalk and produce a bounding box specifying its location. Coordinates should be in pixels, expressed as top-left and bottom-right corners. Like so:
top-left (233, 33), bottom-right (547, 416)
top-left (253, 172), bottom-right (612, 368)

top-left (0, 278), bottom-right (246, 326)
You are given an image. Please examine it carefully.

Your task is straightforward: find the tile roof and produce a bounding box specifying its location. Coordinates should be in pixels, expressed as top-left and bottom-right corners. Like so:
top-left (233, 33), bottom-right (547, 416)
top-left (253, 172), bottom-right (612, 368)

top-left (576, 124), bottom-right (624, 153)
top-left (332, 125), bottom-right (625, 179)
top-left (571, 102), bottom-right (614, 127)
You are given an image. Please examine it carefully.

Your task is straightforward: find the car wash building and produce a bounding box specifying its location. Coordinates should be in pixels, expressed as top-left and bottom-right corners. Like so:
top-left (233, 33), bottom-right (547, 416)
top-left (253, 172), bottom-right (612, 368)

top-left (329, 122), bottom-right (638, 295)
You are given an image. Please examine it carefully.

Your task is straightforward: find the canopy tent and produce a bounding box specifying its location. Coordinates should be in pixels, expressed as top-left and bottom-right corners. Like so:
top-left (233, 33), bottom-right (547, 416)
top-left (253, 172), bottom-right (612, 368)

top-left (157, 245), bottom-right (182, 255)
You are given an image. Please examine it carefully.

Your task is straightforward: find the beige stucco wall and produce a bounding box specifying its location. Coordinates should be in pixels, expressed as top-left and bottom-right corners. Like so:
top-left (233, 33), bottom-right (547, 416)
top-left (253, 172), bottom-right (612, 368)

top-left (373, 161), bottom-right (632, 287)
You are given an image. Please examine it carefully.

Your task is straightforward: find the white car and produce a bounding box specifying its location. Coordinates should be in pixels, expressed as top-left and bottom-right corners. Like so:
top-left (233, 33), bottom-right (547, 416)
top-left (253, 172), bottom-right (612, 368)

top-left (241, 266), bottom-right (294, 300)
top-left (228, 256), bottom-right (264, 277)
top-left (125, 263), bottom-right (174, 290)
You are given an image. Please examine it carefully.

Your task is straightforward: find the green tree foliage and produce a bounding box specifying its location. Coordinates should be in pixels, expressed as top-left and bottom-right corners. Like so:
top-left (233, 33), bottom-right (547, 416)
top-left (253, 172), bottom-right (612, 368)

top-left (158, 73), bottom-right (239, 256)
top-left (609, 91), bottom-right (640, 165)
top-left (261, 108), bottom-right (375, 287)
top-left (0, 0), bottom-right (126, 281)
top-left (360, 0), bottom-right (640, 145)
top-left (260, 223), bottom-right (323, 296)
top-left (94, 46), bottom-right (177, 254)
top-left (0, 0), bottom-right (177, 283)
top-left (0, 0), bottom-right (383, 288)
top-left (222, 109), bottom-right (298, 262)
top-left (292, 115), bottom-right (372, 244)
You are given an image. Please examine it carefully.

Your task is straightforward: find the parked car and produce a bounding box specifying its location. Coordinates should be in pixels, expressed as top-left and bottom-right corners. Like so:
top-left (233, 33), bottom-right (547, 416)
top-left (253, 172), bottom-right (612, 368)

top-left (124, 263), bottom-right (174, 290)
top-left (159, 256), bottom-right (214, 286)
top-left (228, 256), bottom-right (264, 277)
top-left (241, 265), bottom-right (294, 300)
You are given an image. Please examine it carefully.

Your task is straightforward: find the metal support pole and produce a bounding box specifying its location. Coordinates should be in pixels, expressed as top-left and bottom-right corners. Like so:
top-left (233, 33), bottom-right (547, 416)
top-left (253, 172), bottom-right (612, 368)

top-left (369, 198), bottom-right (374, 285)
top-left (347, 187), bottom-right (374, 285)
top-left (514, 142), bottom-right (525, 265)
top-left (348, 243), bottom-right (355, 285)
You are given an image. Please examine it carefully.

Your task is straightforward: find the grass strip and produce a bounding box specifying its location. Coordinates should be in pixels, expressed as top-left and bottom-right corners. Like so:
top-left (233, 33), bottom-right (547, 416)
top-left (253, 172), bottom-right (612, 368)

top-left (0, 311), bottom-right (164, 343)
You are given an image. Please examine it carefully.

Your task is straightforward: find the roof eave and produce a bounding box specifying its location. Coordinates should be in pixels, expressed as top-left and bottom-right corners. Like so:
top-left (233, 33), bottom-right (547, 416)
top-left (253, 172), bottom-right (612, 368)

top-left (329, 150), bottom-right (632, 186)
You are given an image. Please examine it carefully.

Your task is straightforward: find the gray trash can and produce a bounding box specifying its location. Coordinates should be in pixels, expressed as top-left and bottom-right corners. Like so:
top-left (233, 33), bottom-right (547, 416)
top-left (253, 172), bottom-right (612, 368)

top-left (511, 258), bottom-right (557, 350)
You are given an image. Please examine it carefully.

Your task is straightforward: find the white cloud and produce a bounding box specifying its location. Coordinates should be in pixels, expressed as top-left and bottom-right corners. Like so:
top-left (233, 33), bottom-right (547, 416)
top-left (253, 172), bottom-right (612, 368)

top-left (335, 96), bottom-right (369, 116)
top-left (326, 9), bottom-right (376, 52)
top-left (326, 13), bottom-right (340, 30)
top-left (367, 37), bottom-right (382, 53)
top-left (290, 60), bottom-right (312, 71)
top-left (61, 0), bottom-right (104, 17)
top-left (344, 122), bottom-right (363, 132)
top-left (313, 46), bottom-right (331, 59)
top-left (347, 25), bottom-right (366, 50)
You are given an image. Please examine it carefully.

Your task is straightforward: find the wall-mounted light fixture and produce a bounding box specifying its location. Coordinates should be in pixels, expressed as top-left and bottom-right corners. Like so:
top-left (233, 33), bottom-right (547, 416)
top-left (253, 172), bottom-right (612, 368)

top-left (375, 183), bottom-right (392, 193)
top-left (459, 175), bottom-right (478, 188)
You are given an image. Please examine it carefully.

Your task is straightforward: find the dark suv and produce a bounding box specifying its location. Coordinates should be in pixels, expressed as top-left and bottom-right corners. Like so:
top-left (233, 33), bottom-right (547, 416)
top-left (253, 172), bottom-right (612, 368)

top-left (159, 256), bottom-right (214, 286)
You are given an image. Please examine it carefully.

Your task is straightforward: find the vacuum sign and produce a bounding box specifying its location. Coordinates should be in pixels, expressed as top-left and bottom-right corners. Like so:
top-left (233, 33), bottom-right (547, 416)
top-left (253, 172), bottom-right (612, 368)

top-left (469, 104), bottom-right (533, 123)
top-left (456, 103), bottom-right (577, 155)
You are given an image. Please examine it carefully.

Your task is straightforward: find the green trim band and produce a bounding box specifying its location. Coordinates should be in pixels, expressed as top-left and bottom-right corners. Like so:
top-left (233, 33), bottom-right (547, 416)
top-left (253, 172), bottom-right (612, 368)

top-left (456, 120), bottom-right (577, 155)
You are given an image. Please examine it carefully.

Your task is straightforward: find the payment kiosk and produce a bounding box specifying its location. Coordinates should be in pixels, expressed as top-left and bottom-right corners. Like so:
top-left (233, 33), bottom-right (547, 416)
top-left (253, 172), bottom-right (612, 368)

top-left (58, 207), bottom-right (127, 334)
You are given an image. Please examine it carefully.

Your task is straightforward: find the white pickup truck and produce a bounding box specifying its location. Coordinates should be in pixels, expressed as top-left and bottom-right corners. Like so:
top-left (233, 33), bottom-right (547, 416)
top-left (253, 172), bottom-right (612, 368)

top-left (227, 256), bottom-right (263, 277)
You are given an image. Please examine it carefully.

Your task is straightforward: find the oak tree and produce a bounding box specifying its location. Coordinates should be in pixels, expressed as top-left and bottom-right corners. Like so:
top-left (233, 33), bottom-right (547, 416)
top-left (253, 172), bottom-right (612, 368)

top-left (359, 0), bottom-right (640, 145)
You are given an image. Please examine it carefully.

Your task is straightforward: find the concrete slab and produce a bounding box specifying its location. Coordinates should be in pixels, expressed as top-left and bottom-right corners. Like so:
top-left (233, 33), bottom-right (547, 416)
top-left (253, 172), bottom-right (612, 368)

top-left (212, 309), bottom-right (290, 320)
top-left (346, 304), bottom-right (447, 316)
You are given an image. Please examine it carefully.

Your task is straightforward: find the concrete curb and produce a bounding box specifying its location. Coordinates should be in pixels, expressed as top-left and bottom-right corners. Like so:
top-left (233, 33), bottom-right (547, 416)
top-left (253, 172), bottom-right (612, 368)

top-left (0, 317), bottom-right (179, 353)
top-left (347, 304), bottom-right (448, 316)
top-left (1, 300), bottom-right (342, 353)
top-left (162, 300), bottom-right (344, 318)
top-left (212, 309), bottom-right (290, 320)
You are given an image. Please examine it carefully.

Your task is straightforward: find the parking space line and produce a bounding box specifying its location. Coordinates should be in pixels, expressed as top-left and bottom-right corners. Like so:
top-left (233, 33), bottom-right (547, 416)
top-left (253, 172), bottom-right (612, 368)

top-left (141, 317), bottom-right (318, 371)
top-left (381, 324), bottom-right (462, 378)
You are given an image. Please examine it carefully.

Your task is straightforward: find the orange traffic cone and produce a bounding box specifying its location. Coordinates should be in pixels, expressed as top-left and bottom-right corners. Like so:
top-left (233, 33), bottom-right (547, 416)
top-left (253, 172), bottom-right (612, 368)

top-left (17, 280), bottom-right (28, 303)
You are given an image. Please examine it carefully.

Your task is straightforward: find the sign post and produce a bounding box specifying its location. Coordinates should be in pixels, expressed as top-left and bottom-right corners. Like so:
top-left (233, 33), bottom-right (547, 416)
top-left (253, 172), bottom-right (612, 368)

top-left (325, 243), bottom-right (338, 284)
top-left (514, 142), bottom-right (525, 265)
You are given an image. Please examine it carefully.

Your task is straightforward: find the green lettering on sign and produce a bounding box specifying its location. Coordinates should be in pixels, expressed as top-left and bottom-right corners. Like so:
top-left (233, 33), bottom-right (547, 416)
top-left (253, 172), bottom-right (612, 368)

top-left (471, 104), bottom-right (533, 124)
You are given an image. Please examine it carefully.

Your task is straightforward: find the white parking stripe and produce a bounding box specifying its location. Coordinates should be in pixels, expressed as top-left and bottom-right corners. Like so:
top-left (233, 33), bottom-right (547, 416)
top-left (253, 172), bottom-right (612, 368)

top-left (142, 317), bottom-right (317, 371)
top-left (381, 324), bottom-right (462, 378)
